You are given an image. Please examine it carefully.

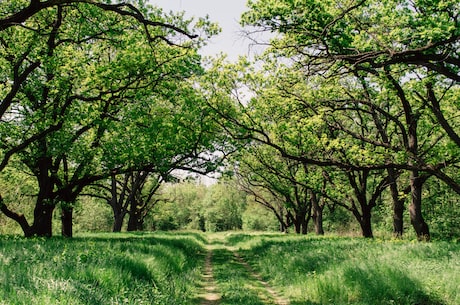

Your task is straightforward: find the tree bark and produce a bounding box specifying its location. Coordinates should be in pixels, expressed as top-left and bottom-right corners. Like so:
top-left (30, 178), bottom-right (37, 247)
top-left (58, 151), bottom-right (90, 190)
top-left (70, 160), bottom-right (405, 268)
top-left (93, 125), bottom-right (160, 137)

top-left (112, 210), bottom-right (125, 232)
top-left (387, 168), bottom-right (405, 237)
top-left (31, 202), bottom-right (55, 237)
top-left (30, 156), bottom-right (56, 237)
top-left (127, 207), bottom-right (143, 231)
top-left (310, 190), bottom-right (324, 235)
top-left (409, 171), bottom-right (430, 241)
top-left (61, 205), bottom-right (73, 237)
top-left (360, 206), bottom-right (374, 238)
top-left (0, 195), bottom-right (33, 237)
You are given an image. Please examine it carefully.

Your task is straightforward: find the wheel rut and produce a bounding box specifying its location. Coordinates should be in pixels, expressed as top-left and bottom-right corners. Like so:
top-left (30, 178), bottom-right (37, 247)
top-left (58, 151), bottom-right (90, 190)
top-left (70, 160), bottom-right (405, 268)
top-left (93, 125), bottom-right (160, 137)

top-left (197, 242), bottom-right (289, 305)
top-left (199, 248), bottom-right (221, 305)
top-left (233, 251), bottom-right (290, 305)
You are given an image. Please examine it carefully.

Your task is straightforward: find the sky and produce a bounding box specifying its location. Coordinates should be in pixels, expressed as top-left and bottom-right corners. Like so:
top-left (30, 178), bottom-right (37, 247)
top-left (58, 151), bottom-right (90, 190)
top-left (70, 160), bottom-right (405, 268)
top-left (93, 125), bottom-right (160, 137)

top-left (151, 0), bottom-right (254, 60)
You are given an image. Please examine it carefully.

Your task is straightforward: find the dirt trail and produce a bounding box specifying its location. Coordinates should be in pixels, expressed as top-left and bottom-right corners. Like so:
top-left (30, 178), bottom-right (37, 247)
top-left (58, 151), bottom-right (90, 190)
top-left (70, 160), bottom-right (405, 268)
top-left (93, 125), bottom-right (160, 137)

top-left (197, 239), bottom-right (289, 305)
top-left (199, 248), bottom-right (221, 305)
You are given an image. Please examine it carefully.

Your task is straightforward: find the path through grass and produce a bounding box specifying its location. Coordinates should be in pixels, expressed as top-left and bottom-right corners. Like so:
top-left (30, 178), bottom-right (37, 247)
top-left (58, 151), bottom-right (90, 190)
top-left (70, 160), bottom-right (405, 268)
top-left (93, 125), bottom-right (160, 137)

top-left (0, 232), bottom-right (458, 305)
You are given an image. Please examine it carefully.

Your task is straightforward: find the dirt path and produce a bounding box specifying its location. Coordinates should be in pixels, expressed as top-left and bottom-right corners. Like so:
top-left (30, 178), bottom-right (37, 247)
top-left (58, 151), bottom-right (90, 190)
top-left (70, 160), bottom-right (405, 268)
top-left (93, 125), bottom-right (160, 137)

top-left (197, 241), bottom-right (289, 305)
top-left (199, 248), bottom-right (221, 305)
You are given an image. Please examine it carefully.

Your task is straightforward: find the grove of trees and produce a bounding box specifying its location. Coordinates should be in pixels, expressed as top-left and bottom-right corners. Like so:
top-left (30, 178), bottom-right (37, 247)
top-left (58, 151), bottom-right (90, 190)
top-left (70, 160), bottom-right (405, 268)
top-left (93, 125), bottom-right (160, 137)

top-left (1, 0), bottom-right (459, 240)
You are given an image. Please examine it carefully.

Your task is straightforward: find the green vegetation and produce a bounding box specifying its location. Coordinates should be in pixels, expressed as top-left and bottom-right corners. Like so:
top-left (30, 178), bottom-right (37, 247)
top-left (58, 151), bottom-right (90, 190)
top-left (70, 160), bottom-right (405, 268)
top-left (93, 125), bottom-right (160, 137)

top-left (231, 233), bottom-right (460, 305)
top-left (0, 232), bottom-right (206, 305)
top-left (1, 232), bottom-right (458, 304)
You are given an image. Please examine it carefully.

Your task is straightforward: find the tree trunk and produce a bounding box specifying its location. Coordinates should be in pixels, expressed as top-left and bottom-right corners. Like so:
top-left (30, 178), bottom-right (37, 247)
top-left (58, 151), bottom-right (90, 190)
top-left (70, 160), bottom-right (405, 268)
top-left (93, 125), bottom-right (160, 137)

top-left (360, 206), bottom-right (374, 238)
top-left (293, 218), bottom-right (301, 234)
top-left (409, 171), bottom-right (430, 241)
top-left (31, 202), bottom-right (55, 237)
top-left (0, 195), bottom-right (33, 237)
top-left (310, 191), bottom-right (324, 235)
top-left (61, 205), bottom-right (73, 237)
top-left (127, 209), bottom-right (143, 231)
top-left (301, 217), bottom-right (308, 234)
top-left (112, 211), bottom-right (124, 232)
top-left (386, 168), bottom-right (404, 237)
top-left (30, 156), bottom-right (55, 237)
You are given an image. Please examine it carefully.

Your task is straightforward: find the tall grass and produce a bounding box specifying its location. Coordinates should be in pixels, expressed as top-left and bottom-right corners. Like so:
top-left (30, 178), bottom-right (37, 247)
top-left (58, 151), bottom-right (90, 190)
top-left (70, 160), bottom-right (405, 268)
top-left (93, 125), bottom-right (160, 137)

top-left (0, 232), bottom-right (205, 305)
top-left (210, 248), bottom-right (272, 305)
top-left (232, 233), bottom-right (460, 305)
top-left (1, 231), bottom-right (458, 305)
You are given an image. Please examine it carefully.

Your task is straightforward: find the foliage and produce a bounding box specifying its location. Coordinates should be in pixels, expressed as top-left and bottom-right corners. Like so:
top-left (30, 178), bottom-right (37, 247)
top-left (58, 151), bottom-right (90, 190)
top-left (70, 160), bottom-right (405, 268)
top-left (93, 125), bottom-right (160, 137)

top-left (242, 200), bottom-right (279, 232)
top-left (201, 181), bottom-right (247, 232)
top-left (199, 0), bottom-right (460, 240)
top-left (0, 232), bottom-right (205, 304)
top-left (0, 0), bottom-right (224, 236)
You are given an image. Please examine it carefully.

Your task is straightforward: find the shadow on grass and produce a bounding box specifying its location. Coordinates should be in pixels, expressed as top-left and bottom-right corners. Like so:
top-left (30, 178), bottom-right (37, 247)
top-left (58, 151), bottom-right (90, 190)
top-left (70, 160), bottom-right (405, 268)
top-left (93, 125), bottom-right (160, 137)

top-left (211, 248), bottom-right (269, 305)
top-left (239, 236), bottom-right (446, 305)
top-left (341, 265), bottom-right (444, 305)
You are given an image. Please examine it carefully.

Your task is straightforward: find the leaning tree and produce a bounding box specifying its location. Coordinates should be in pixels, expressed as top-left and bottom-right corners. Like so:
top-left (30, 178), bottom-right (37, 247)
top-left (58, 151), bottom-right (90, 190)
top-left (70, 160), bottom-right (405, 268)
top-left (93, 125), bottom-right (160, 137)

top-left (0, 0), bottom-right (220, 237)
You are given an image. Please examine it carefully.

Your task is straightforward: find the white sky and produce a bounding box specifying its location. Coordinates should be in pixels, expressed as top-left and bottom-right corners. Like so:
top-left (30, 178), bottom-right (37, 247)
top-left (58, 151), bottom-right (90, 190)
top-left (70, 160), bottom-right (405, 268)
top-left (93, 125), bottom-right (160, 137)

top-left (151, 0), bottom-right (253, 60)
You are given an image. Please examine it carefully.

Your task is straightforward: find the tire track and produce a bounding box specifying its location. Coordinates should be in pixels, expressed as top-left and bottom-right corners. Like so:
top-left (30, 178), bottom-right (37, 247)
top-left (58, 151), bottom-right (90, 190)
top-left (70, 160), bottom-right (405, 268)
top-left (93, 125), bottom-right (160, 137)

top-left (199, 248), bottom-right (221, 305)
top-left (233, 251), bottom-right (290, 305)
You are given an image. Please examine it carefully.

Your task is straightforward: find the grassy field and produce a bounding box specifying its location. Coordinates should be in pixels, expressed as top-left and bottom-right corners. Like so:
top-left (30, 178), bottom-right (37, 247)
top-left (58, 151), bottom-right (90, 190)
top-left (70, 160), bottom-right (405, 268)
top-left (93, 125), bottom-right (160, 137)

top-left (228, 233), bottom-right (460, 305)
top-left (0, 232), bottom-right (458, 305)
top-left (0, 232), bottom-right (206, 305)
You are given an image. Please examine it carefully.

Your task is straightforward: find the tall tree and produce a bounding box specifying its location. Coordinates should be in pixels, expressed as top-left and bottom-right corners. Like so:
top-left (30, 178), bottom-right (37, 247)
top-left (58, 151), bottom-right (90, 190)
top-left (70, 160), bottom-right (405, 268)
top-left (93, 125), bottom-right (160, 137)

top-left (0, 1), bottom-right (220, 237)
top-left (234, 0), bottom-right (460, 240)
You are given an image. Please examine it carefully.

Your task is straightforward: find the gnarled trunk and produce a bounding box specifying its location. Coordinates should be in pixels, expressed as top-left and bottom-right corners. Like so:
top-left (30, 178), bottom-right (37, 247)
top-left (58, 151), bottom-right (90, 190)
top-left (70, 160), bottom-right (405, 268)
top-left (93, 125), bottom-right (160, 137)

top-left (127, 209), bottom-right (143, 231)
top-left (409, 171), bottom-right (430, 241)
top-left (31, 201), bottom-right (55, 237)
top-left (30, 156), bottom-right (56, 237)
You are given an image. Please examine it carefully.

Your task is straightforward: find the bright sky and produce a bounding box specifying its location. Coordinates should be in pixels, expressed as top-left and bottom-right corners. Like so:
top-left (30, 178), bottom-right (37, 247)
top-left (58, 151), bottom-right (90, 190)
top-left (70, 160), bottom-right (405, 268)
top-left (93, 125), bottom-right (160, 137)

top-left (151, 0), bottom-right (253, 60)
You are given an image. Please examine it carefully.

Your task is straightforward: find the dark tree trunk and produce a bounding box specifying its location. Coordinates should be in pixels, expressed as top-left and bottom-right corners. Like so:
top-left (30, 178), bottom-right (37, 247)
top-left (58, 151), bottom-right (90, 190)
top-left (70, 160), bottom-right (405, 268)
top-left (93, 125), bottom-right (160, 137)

top-left (61, 205), bottom-right (73, 237)
top-left (127, 208), bottom-right (143, 231)
top-left (409, 171), bottom-right (430, 241)
top-left (112, 211), bottom-right (124, 232)
top-left (293, 218), bottom-right (301, 234)
top-left (30, 156), bottom-right (56, 237)
top-left (31, 202), bottom-right (55, 237)
top-left (275, 208), bottom-right (288, 233)
top-left (386, 168), bottom-right (405, 237)
top-left (385, 69), bottom-right (430, 241)
top-left (0, 195), bottom-right (33, 237)
top-left (360, 207), bottom-right (374, 238)
top-left (310, 191), bottom-right (324, 235)
top-left (301, 217), bottom-right (308, 234)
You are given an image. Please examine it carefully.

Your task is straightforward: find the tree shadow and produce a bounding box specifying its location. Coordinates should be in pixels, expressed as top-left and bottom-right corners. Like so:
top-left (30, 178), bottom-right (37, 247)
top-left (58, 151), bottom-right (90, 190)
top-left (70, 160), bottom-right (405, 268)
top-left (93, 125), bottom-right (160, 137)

top-left (340, 265), bottom-right (444, 305)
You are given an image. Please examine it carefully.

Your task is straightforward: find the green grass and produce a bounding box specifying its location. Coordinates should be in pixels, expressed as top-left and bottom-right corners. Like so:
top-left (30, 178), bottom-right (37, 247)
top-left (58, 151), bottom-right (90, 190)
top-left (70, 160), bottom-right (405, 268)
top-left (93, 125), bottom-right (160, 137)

top-left (0, 231), bottom-right (458, 305)
top-left (228, 233), bottom-right (460, 305)
top-left (0, 232), bottom-right (206, 305)
top-left (211, 247), bottom-right (276, 305)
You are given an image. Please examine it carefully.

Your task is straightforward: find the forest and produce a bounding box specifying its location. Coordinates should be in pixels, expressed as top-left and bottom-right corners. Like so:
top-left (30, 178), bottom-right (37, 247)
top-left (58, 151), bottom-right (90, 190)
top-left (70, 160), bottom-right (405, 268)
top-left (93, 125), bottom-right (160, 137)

top-left (0, 0), bottom-right (459, 242)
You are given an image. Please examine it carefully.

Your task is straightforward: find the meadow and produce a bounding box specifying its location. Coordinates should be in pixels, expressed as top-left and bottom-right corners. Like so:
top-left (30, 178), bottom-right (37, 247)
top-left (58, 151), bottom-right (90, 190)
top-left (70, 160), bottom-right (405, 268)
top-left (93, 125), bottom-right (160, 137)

top-left (0, 232), bottom-right (458, 305)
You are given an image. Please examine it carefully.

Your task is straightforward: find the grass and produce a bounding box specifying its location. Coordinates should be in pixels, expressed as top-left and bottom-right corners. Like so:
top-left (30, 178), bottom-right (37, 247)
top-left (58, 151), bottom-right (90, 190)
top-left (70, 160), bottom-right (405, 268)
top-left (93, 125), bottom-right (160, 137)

top-left (210, 247), bottom-right (279, 305)
top-left (0, 232), bottom-right (206, 305)
top-left (228, 232), bottom-right (460, 305)
top-left (0, 231), bottom-right (458, 305)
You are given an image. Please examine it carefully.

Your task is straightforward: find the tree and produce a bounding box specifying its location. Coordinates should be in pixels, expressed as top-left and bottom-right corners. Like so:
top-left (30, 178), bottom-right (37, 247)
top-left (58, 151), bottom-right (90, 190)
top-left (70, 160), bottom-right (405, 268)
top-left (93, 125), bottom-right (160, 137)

top-left (201, 180), bottom-right (247, 232)
top-left (235, 144), bottom-right (314, 234)
top-left (232, 0), bottom-right (460, 240)
top-left (0, 0), bottom-right (219, 237)
top-left (86, 170), bottom-right (163, 232)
